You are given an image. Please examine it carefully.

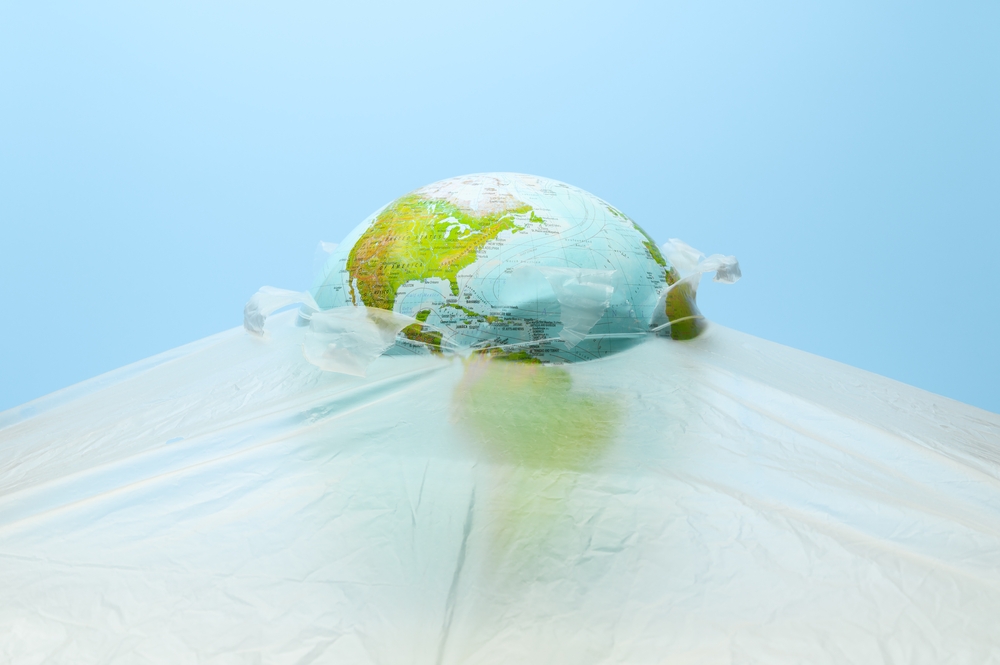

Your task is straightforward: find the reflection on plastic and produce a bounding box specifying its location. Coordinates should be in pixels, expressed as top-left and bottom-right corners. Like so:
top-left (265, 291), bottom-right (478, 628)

top-left (453, 358), bottom-right (621, 470)
top-left (452, 358), bottom-right (623, 565)
top-left (5, 315), bottom-right (999, 662)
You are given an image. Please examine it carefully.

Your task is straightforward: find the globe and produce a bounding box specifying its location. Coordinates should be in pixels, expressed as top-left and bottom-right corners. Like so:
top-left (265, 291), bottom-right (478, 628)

top-left (311, 173), bottom-right (701, 362)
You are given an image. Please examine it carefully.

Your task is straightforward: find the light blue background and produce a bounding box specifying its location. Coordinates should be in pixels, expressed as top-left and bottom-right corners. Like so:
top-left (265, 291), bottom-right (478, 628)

top-left (2, 2), bottom-right (997, 413)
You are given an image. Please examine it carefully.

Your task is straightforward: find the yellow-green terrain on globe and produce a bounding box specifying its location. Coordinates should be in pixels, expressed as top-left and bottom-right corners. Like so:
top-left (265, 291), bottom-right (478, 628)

top-left (313, 173), bottom-right (708, 362)
top-left (346, 194), bottom-right (544, 311)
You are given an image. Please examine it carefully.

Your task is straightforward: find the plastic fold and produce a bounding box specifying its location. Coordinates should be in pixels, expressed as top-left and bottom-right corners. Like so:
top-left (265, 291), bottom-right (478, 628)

top-left (243, 286), bottom-right (319, 336)
top-left (245, 287), bottom-right (415, 376)
top-left (302, 306), bottom-right (415, 376)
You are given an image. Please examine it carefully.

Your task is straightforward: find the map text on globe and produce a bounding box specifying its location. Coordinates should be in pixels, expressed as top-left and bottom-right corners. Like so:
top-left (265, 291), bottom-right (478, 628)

top-left (313, 173), bottom-right (698, 362)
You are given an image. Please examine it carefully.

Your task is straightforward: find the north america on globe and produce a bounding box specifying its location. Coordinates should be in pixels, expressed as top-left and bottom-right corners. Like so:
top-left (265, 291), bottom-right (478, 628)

top-left (312, 173), bottom-right (709, 363)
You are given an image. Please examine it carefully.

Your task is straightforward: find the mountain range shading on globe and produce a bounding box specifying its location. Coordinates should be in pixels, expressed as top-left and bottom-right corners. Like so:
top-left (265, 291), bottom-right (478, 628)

top-left (309, 173), bottom-right (740, 364)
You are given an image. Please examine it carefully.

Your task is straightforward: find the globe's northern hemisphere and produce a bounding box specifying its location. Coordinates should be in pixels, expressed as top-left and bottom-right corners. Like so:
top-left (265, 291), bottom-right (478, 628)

top-left (312, 173), bottom-right (690, 362)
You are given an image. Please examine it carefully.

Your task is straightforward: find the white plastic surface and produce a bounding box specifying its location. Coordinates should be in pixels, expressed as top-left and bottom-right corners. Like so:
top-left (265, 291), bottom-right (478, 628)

top-left (1, 313), bottom-right (999, 664)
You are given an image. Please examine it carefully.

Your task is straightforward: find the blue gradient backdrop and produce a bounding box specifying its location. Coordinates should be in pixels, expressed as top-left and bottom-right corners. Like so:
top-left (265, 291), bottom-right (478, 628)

top-left (2, 2), bottom-right (998, 412)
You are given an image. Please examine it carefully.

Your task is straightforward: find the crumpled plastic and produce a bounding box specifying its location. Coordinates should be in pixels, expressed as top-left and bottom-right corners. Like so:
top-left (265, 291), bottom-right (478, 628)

top-left (243, 286), bottom-right (319, 336)
top-left (538, 268), bottom-right (617, 349)
top-left (645, 240), bottom-right (743, 340)
top-left (661, 238), bottom-right (742, 283)
top-left (303, 306), bottom-right (415, 376)
top-left (245, 287), bottom-right (414, 376)
top-left (500, 266), bottom-right (616, 349)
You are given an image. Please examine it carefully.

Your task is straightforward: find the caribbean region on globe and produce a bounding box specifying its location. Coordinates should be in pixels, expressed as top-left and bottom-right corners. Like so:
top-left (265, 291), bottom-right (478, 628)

top-left (247, 172), bottom-right (740, 370)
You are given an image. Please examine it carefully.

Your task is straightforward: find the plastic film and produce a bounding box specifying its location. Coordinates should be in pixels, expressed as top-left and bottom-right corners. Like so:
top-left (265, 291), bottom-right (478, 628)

top-left (3, 316), bottom-right (998, 664)
top-left (661, 238), bottom-right (741, 283)
top-left (243, 287), bottom-right (319, 336)
top-left (245, 287), bottom-right (415, 376)
top-left (645, 240), bottom-right (741, 340)
top-left (537, 267), bottom-right (617, 349)
top-left (499, 266), bottom-right (616, 349)
top-left (302, 306), bottom-right (415, 376)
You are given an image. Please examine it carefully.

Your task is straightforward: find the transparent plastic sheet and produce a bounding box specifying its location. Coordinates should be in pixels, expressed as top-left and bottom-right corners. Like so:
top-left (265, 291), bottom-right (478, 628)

top-left (244, 287), bottom-right (415, 377)
top-left (649, 273), bottom-right (704, 333)
top-left (244, 243), bottom-right (737, 374)
top-left (243, 286), bottom-right (319, 336)
top-left (1, 314), bottom-right (998, 664)
top-left (500, 266), bottom-right (616, 349)
top-left (244, 239), bottom-right (738, 376)
top-left (644, 240), bottom-right (743, 340)
top-left (302, 306), bottom-right (415, 376)
top-left (661, 238), bottom-right (742, 284)
top-left (539, 267), bottom-right (617, 349)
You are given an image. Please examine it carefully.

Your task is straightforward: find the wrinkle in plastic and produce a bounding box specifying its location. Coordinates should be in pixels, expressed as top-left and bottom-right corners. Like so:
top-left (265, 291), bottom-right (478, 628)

top-left (243, 286), bottom-right (319, 336)
top-left (303, 306), bottom-right (415, 376)
top-left (244, 287), bottom-right (416, 377)
top-left (500, 266), bottom-right (616, 349)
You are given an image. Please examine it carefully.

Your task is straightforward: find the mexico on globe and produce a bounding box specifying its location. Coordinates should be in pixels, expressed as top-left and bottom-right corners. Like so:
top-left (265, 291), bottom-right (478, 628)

top-left (244, 173), bottom-right (740, 374)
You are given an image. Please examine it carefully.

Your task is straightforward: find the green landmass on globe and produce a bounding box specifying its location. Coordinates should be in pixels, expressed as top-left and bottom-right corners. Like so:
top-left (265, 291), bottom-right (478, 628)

top-left (312, 173), bottom-right (727, 362)
top-left (346, 193), bottom-right (544, 310)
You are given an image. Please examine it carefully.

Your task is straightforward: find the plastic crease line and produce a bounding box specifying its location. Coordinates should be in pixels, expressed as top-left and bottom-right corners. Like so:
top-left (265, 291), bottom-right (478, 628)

top-left (435, 485), bottom-right (476, 665)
